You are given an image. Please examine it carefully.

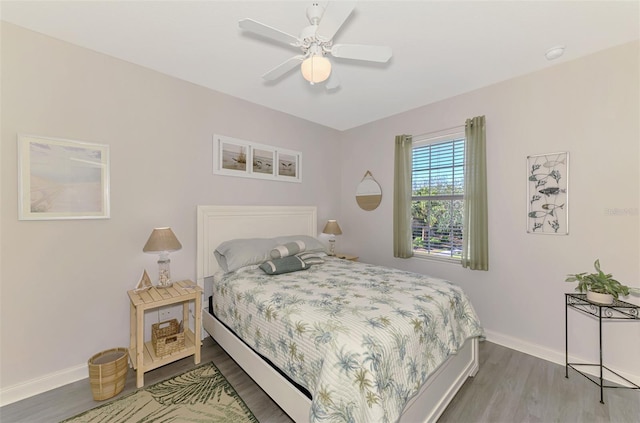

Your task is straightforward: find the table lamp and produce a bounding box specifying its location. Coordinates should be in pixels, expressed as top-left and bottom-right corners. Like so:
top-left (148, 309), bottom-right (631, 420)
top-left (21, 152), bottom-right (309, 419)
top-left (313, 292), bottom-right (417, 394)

top-left (143, 227), bottom-right (182, 288)
top-left (322, 220), bottom-right (342, 256)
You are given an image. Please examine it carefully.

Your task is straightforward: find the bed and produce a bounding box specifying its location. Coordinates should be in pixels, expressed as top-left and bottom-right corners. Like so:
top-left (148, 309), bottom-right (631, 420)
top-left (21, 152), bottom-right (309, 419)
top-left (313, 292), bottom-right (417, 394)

top-left (196, 205), bottom-right (483, 423)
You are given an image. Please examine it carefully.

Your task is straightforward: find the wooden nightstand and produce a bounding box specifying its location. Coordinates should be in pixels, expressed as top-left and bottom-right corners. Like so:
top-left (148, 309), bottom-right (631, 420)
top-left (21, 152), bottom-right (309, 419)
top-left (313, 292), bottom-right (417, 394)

top-left (335, 253), bottom-right (358, 261)
top-left (128, 280), bottom-right (202, 388)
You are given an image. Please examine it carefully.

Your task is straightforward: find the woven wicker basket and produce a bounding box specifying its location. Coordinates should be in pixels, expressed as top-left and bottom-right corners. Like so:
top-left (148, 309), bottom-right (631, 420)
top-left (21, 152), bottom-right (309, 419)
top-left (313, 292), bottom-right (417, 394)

top-left (152, 319), bottom-right (185, 357)
top-left (88, 347), bottom-right (128, 401)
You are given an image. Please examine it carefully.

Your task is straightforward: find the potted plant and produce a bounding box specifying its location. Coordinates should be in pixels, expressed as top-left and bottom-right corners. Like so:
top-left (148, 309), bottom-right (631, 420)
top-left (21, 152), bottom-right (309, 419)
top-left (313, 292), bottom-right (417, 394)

top-left (565, 259), bottom-right (630, 304)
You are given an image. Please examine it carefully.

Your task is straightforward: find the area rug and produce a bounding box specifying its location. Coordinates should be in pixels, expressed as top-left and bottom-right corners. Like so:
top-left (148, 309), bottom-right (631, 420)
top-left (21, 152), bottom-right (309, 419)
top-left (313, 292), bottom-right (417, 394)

top-left (61, 362), bottom-right (258, 423)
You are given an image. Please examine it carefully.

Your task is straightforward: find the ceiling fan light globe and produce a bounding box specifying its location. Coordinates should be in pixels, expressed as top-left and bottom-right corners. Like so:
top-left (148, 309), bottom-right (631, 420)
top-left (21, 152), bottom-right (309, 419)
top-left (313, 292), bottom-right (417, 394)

top-left (301, 55), bottom-right (331, 84)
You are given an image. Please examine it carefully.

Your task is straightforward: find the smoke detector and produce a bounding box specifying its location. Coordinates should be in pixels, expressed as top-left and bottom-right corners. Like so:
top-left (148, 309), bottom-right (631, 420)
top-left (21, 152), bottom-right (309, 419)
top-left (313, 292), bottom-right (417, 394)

top-left (545, 45), bottom-right (565, 61)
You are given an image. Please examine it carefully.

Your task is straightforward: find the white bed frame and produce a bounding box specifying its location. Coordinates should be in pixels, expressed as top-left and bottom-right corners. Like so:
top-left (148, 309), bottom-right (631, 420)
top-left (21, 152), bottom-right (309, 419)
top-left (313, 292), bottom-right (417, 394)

top-left (196, 205), bottom-right (479, 423)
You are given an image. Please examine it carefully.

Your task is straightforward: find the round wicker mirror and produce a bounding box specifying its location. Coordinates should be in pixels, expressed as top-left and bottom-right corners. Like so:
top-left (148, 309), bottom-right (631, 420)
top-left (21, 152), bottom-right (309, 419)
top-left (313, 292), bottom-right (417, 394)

top-left (356, 171), bottom-right (382, 211)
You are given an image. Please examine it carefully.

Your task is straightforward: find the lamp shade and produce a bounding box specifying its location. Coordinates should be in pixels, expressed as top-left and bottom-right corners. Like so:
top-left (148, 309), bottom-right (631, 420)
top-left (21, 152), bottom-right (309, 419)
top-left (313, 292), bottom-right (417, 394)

top-left (322, 220), bottom-right (342, 235)
top-left (143, 227), bottom-right (182, 253)
top-left (301, 55), bottom-right (331, 84)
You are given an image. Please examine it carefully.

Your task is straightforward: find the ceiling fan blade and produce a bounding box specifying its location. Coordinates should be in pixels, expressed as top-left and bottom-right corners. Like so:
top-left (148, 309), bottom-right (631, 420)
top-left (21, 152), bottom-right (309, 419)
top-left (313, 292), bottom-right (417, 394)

top-left (331, 44), bottom-right (392, 63)
top-left (239, 18), bottom-right (300, 46)
top-left (325, 69), bottom-right (340, 90)
top-left (316, 1), bottom-right (356, 41)
top-left (262, 55), bottom-right (305, 81)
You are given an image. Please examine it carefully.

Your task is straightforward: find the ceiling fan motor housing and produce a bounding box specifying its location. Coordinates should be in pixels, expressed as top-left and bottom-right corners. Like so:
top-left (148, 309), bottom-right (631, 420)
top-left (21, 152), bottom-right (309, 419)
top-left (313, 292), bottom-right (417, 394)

top-left (306, 3), bottom-right (324, 25)
top-left (300, 3), bottom-right (331, 57)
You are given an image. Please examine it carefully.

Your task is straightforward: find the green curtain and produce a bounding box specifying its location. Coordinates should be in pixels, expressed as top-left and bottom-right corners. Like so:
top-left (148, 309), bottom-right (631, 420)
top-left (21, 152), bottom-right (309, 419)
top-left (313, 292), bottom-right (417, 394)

top-left (393, 134), bottom-right (413, 258)
top-left (462, 116), bottom-right (489, 270)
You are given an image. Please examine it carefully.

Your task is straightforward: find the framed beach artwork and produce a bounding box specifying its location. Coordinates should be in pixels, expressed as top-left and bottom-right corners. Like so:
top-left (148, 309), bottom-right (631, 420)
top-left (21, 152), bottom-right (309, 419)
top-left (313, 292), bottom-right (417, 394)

top-left (213, 134), bottom-right (301, 182)
top-left (251, 146), bottom-right (275, 177)
top-left (18, 134), bottom-right (110, 220)
top-left (526, 151), bottom-right (569, 234)
top-left (217, 136), bottom-right (248, 174)
top-left (277, 150), bottom-right (301, 181)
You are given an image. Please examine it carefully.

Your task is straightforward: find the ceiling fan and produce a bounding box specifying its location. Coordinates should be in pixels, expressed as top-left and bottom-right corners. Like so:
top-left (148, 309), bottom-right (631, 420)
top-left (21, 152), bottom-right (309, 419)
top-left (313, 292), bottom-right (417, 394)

top-left (239, 1), bottom-right (392, 89)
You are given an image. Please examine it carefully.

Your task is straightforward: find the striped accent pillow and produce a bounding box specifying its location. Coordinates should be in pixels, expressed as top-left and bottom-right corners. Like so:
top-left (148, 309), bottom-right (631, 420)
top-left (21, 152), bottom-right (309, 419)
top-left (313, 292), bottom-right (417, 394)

top-left (270, 240), bottom-right (306, 259)
top-left (297, 252), bottom-right (326, 265)
top-left (259, 256), bottom-right (309, 275)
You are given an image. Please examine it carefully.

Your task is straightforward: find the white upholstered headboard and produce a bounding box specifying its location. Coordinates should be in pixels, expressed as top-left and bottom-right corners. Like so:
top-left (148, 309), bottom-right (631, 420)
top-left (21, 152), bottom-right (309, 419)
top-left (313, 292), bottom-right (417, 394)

top-left (196, 205), bottom-right (318, 288)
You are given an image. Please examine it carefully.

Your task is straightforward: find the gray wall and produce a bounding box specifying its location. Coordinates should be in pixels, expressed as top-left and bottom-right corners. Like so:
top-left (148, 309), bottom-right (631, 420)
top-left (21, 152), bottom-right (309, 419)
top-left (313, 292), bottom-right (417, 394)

top-left (0, 23), bottom-right (341, 401)
top-left (338, 40), bottom-right (639, 384)
top-left (1, 21), bottom-right (638, 403)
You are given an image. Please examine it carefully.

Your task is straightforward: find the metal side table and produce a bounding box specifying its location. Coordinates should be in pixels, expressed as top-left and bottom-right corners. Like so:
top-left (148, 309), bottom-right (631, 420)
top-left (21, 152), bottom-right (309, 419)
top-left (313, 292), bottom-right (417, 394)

top-left (565, 293), bottom-right (639, 404)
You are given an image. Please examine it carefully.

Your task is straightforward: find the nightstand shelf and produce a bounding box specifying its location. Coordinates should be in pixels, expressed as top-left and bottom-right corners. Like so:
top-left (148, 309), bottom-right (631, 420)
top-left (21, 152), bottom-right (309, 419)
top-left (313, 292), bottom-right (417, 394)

top-left (139, 328), bottom-right (197, 367)
top-left (128, 280), bottom-right (202, 388)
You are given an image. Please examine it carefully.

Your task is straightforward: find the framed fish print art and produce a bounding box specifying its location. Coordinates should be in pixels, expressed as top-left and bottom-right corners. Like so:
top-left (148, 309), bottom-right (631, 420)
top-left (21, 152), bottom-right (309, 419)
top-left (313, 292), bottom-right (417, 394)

top-left (526, 152), bottom-right (569, 234)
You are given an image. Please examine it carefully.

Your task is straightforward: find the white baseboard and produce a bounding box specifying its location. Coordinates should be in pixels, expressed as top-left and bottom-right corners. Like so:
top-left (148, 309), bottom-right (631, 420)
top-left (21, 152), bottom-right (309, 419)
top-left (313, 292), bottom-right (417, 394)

top-left (0, 364), bottom-right (87, 407)
top-left (484, 329), bottom-right (640, 387)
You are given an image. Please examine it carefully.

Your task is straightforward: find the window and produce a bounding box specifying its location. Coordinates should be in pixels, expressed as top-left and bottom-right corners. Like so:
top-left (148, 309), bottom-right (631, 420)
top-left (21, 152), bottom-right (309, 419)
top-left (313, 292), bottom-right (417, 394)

top-left (411, 133), bottom-right (465, 260)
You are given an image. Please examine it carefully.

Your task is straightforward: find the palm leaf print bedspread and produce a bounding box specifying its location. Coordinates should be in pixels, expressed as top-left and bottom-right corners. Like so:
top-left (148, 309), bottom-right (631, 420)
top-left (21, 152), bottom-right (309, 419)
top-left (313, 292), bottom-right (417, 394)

top-left (212, 258), bottom-right (483, 423)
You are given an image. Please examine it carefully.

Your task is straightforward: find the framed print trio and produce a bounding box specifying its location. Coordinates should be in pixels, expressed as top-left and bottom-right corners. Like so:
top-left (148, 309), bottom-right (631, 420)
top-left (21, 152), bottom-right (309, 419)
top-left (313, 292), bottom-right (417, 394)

top-left (18, 134), bottom-right (110, 220)
top-left (213, 134), bottom-right (301, 183)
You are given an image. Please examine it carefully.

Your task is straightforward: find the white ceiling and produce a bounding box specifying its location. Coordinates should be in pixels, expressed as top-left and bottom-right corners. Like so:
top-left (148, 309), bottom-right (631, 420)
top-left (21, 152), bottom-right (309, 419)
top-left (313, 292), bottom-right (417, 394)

top-left (2, 1), bottom-right (638, 131)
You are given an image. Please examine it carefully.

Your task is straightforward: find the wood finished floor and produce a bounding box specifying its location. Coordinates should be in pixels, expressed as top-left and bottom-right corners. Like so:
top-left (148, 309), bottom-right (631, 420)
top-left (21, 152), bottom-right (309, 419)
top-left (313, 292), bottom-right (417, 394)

top-left (1, 339), bottom-right (638, 423)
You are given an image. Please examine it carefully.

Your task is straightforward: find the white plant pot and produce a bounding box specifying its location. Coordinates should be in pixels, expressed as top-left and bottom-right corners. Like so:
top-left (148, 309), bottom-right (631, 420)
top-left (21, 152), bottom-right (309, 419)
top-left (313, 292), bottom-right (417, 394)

top-left (587, 291), bottom-right (614, 304)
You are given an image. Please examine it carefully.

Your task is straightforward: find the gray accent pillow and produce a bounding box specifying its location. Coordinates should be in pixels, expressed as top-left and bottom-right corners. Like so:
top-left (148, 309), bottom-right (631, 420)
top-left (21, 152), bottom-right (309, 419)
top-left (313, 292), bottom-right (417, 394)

top-left (270, 240), bottom-right (306, 259)
top-left (259, 255), bottom-right (309, 275)
top-left (214, 238), bottom-right (278, 273)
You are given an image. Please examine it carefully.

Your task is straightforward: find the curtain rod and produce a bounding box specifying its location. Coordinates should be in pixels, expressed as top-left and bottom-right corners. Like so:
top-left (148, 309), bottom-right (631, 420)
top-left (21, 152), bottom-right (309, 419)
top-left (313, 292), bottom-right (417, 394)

top-left (414, 124), bottom-right (465, 139)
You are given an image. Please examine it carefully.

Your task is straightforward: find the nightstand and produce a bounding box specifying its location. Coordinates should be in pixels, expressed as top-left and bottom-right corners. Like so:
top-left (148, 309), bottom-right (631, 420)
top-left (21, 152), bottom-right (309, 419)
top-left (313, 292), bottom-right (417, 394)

top-left (335, 253), bottom-right (358, 261)
top-left (128, 280), bottom-right (202, 388)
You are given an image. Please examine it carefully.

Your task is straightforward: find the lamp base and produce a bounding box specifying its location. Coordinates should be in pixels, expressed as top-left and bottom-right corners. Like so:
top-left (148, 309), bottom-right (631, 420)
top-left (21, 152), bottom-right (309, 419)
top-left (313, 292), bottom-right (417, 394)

top-left (157, 255), bottom-right (173, 288)
top-left (328, 239), bottom-right (336, 256)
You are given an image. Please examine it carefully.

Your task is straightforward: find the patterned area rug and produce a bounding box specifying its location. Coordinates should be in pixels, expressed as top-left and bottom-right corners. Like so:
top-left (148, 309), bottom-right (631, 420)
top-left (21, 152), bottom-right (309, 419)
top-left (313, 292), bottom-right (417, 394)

top-left (61, 362), bottom-right (258, 423)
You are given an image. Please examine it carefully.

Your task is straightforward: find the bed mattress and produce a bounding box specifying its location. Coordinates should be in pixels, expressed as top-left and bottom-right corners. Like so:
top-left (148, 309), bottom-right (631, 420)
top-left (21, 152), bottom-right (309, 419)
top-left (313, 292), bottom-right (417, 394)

top-left (210, 257), bottom-right (483, 423)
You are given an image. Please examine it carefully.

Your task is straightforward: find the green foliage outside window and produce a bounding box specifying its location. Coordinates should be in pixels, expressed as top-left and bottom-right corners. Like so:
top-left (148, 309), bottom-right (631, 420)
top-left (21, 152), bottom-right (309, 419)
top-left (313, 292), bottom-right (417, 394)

top-left (411, 138), bottom-right (464, 259)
